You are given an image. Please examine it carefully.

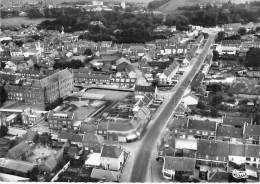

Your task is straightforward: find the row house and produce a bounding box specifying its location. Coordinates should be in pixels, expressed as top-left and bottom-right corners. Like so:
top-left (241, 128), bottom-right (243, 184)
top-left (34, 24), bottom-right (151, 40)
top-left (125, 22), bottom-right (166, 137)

top-left (216, 40), bottom-right (242, 56)
top-left (216, 124), bottom-right (244, 143)
top-left (194, 34), bottom-right (204, 45)
top-left (47, 111), bottom-right (75, 131)
top-left (172, 119), bottom-right (217, 140)
top-left (244, 125), bottom-right (260, 145)
top-left (73, 72), bottom-right (136, 88)
top-left (159, 61), bottom-right (179, 84)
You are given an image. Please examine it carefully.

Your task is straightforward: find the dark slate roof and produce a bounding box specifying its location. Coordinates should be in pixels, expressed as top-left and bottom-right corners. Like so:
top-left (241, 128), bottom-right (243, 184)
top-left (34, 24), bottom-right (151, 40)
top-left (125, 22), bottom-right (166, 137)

top-left (187, 119), bottom-right (217, 132)
top-left (6, 141), bottom-right (31, 159)
top-left (245, 144), bottom-right (260, 158)
top-left (58, 132), bottom-right (83, 143)
top-left (134, 85), bottom-right (156, 93)
top-left (223, 116), bottom-right (251, 127)
top-left (197, 140), bottom-right (229, 161)
top-left (101, 145), bottom-right (123, 158)
top-left (229, 143), bottom-right (245, 157)
top-left (244, 125), bottom-right (260, 136)
top-left (164, 156), bottom-right (196, 171)
top-left (91, 168), bottom-right (120, 182)
top-left (163, 61), bottom-right (179, 77)
top-left (216, 125), bottom-right (243, 139)
top-left (168, 118), bottom-right (188, 130)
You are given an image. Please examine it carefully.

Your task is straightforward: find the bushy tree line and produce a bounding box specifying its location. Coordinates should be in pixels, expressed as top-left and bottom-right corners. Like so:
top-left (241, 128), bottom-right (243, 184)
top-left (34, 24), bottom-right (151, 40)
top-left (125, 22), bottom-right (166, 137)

top-left (147, 0), bottom-right (171, 10)
top-left (53, 59), bottom-right (84, 70)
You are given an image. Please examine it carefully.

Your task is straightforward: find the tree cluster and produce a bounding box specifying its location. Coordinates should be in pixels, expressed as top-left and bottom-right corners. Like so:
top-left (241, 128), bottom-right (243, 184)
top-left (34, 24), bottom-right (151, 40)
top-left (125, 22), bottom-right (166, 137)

top-left (147, 0), bottom-right (171, 10)
top-left (53, 59), bottom-right (84, 70)
top-left (0, 125), bottom-right (8, 138)
top-left (174, 3), bottom-right (260, 27)
top-left (0, 86), bottom-right (7, 107)
top-left (245, 48), bottom-right (260, 68)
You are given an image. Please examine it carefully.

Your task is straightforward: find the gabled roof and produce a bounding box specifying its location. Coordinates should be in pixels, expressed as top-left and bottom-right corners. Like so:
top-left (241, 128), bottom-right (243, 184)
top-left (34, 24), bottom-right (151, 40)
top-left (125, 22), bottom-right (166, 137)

top-left (229, 143), bottom-right (245, 157)
top-left (0, 158), bottom-right (35, 174)
top-left (91, 168), bottom-right (120, 182)
top-left (101, 145), bottom-right (123, 158)
top-left (244, 125), bottom-right (260, 136)
top-left (163, 61), bottom-right (179, 77)
top-left (6, 141), bottom-right (31, 159)
top-left (164, 156), bottom-right (196, 171)
top-left (58, 132), bottom-right (83, 143)
top-left (245, 144), bottom-right (260, 158)
top-left (168, 118), bottom-right (188, 130)
top-left (187, 119), bottom-right (217, 132)
top-left (134, 85), bottom-right (156, 93)
top-left (216, 125), bottom-right (243, 139)
top-left (116, 57), bottom-right (131, 65)
top-left (82, 133), bottom-right (101, 146)
top-left (223, 116), bottom-right (251, 127)
top-left (182, 93), bottom-right (199, 101)
top-left (197, 140), bottom-right (229, 161)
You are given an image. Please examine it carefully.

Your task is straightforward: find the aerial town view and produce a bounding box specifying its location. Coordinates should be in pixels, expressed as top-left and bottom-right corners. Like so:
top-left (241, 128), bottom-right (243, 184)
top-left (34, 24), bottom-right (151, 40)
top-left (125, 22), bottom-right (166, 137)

top-left (1, 0), bottom-right (260, 183)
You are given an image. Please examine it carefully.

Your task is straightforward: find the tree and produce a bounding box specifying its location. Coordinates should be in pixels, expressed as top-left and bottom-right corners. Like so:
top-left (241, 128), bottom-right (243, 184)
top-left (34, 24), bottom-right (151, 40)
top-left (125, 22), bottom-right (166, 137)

top-left (1, 62), bottom-right (6, 69)
top-left (84, 48), bottom-right (93, 56)
top-left (210, 107), bottom-right (218, 117)
top-left (215, 31), bottom-right (225, 42)
top-left (0, 86), bottom-right (8, 106)
top-left (0, 125), bottom-right (8, 137)
top-left (238, 27), bottom-right (247, 35)
top-left (33, 133), bottom-right (40, 144)
top-left (211, 94), bottom-right (223, 106)
top-left (256, 26), bottom-right (260, 32)
top-left (245, 48), bottom-right (260, 68)
top-left (197, 101), bottom-right (207, 110)
top-left (212, 50), bottom-right (219, 61)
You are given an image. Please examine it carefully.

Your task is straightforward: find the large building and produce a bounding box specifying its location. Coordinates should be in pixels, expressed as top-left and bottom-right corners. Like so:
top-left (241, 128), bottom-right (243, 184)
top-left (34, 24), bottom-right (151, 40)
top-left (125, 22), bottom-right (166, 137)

top-left (5, 69), bottom-right (73, 104)
top-left (47, 111), bottom-right (75, 131)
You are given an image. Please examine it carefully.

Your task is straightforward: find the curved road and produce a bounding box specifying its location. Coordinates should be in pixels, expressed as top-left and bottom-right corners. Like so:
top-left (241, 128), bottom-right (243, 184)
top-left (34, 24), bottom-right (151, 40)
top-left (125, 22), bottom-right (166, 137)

top-left (130, 34), bottom-right (216, 182)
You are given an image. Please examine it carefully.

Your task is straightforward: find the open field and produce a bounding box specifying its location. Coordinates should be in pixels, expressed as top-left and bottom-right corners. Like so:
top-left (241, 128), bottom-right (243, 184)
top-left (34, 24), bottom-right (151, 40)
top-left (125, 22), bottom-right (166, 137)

top-left (158, 0), bottom-right (260, 14)
top-left (1, 17), bottom-right (55, 26)
top-left (1, 0), bottom-right (153, 6)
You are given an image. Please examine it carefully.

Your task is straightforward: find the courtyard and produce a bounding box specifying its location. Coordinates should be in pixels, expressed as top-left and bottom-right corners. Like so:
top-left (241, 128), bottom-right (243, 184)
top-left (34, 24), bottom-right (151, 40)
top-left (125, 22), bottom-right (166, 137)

top-left (85, 88), bottom-right (133, 101)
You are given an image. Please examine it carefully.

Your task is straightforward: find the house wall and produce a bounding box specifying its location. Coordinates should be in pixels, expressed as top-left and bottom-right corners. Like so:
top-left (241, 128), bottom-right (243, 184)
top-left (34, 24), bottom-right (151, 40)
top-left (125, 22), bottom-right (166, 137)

top-left (100, 153), bottom-right (124, 171)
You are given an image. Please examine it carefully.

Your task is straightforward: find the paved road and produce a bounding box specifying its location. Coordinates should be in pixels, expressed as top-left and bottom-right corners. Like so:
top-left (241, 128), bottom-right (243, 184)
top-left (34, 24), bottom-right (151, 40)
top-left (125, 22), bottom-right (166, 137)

top-left (130, 34), bottom-right (216, 182)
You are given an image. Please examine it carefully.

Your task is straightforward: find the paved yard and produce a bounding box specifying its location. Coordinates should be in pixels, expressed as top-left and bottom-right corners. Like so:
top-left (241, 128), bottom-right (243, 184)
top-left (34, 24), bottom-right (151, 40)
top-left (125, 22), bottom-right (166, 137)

top-left (86, 89), bottom-right (132, 101)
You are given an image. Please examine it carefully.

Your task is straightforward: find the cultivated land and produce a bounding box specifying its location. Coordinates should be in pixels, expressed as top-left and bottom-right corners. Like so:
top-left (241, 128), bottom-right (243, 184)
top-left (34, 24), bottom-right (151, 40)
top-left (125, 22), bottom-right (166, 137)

top-left (158, 0), bottom-right (260, 14)
top-left (1, 0), bottom-right (153, 7)
top-left (1, 17), bottom-right (55, 26)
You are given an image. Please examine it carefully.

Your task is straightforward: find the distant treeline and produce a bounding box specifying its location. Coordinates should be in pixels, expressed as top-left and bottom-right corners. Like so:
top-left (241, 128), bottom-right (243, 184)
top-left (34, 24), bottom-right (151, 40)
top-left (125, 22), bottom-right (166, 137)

top-left (147, 0), bottom-right (171, 10)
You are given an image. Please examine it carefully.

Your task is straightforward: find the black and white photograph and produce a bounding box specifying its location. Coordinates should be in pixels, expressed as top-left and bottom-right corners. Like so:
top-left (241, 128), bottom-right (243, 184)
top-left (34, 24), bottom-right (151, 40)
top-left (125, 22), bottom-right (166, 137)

top-left (0, 0), bottom-right (260, 182)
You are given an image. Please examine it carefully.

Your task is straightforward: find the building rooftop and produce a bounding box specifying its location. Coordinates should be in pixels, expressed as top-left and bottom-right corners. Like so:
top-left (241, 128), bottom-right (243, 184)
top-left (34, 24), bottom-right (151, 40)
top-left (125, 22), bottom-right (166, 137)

top-left (244, 125), bottom-right (260, 137)
top-left (223, 116), bottom-right (251, 127)
top-left (101, 145), bottom-right (123, 158)
top-left (187, 119), bottom-right (217, 132)
top-left (90, 168), bottom-right (120, 182)
top-left (245, 144), bottom-right (260, 158)
top-left (0, 158), bottom-right (35, 174)
top-left (6, 141), bottom-right (31, 160)
top-left (164, 156), bottom-right (196, 171)
top-left (197, 140), bottom-right (229, 161)
top-left (216, 125), bottom-right (243, 139)
top-left (134, 85), bottom-right (156, 93)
